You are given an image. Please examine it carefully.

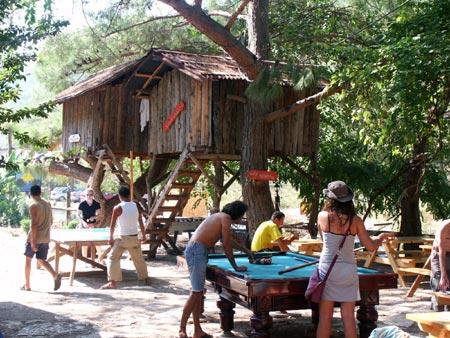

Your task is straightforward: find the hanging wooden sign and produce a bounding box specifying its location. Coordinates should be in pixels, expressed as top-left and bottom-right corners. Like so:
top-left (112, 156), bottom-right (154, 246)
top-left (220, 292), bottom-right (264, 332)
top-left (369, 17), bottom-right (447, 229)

top-left (163, 101), bottom-right (186, 133)
top-left (245, 170), bottom-right (278, 181)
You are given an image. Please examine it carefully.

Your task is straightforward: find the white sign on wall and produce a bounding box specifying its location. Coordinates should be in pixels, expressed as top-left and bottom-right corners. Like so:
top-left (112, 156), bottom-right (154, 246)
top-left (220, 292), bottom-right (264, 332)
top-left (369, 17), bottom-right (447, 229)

top-left (69, 134), bottom-right (80, 143)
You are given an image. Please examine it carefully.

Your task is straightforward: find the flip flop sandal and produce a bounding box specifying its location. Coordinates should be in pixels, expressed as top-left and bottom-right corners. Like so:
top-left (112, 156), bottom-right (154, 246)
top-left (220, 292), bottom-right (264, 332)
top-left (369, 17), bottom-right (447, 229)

top-left (20, 285), bottom-right (31, 291)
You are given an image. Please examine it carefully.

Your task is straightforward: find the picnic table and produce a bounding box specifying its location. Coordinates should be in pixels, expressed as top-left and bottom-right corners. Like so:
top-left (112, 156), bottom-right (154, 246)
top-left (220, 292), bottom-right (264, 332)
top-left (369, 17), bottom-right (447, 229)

top-left (406, 312), bottom-right (450, 338)
top-left (50, 228), bottom-right (111, 286)
top-left (402, 243), bottom-right (433, 297)
top-left (434, 292), bottom-right (450, 306)
top-left (289, 238), bottom-right (323, 255)
top-left (356, 236), bottom-right (433, 290)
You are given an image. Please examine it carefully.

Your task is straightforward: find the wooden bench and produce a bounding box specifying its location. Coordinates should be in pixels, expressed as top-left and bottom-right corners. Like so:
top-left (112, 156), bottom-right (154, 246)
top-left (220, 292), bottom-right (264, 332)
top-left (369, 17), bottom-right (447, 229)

top-left (398, 267), bottom-right (431, 297)
top-left (406, 312), bottom-right (450, 338)
top-left (357, 239), bottom-right (432, 293)
top-left (435, 292), bottom-right (450, 306)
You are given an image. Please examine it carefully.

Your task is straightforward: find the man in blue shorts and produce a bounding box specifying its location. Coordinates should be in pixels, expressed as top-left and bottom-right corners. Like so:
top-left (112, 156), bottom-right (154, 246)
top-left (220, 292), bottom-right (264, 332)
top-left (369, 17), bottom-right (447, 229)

top-left (179, 201), bottom-right (249, 338)
top-left (23, 185), bottom-right (61, 291)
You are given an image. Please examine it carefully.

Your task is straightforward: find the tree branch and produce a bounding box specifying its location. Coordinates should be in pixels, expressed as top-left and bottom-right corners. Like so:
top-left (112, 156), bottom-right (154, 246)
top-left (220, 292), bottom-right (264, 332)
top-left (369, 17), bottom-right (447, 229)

top-left (280, 155), bottom-right (314, 184)
top-left (158, 0), bottom-right (260, 80)
top-left (362, 164), bottom-right (409, 221)
top-left (225, 0), bottom-right (251, 30)
top-left (103, 12), bottom-right (246, 39)
top-left (264, 85), bottom-right (341, 123)
top-left (103, 14), bottom-right (182, 38)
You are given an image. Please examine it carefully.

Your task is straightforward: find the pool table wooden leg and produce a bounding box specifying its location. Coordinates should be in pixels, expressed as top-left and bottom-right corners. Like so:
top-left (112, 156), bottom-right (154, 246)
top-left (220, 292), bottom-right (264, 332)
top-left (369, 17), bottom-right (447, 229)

top-left (310, 302), bottom-right (320, 326)
top-left (250, 312), bottom-right (273, 338)
top-left (357, 290), bottom-right (379, 338)
top-left (217, 297), bottom-right (235, 334)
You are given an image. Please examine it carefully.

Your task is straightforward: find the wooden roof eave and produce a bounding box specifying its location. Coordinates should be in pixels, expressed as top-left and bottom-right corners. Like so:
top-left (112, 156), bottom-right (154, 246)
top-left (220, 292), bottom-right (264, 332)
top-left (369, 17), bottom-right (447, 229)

top-left (124, 52), bottom-right (161, 86)
top-left (161, 56), bottom-right (206, 82)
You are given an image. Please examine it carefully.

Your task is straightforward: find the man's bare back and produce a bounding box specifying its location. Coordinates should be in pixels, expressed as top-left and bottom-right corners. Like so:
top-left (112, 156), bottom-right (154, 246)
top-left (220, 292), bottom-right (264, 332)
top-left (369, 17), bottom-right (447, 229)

top-left (190, 212), bottom-right (233, 248)
top-left (435, 219), bottom-right (450, 252)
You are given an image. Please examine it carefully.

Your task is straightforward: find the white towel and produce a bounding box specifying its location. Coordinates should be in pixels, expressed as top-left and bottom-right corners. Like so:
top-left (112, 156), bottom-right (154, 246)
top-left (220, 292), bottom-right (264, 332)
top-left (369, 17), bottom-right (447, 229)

top-left (139, 98), bottom-right (150, 132)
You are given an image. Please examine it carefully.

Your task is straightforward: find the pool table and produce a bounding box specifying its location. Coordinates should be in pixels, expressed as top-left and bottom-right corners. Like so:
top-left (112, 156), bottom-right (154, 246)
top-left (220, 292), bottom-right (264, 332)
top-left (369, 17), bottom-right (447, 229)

top-left (206, 252), bottom-right (397, 338)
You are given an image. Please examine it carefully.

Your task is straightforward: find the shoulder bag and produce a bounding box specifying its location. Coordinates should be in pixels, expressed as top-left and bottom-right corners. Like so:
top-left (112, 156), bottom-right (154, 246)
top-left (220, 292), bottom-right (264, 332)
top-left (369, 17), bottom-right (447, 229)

top-left (305, 220), bottom-right (351, 303)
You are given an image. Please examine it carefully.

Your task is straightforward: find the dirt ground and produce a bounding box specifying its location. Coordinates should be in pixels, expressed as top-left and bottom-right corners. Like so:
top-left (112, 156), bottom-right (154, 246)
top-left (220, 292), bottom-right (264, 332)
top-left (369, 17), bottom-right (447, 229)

top-left (0, 227), bottom-right (429, 338)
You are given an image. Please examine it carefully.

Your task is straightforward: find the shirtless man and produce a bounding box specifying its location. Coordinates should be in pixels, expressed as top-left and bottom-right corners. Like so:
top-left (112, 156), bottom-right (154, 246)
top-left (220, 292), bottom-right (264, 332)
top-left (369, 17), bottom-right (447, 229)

top-left (179, 201), bottom-right (248, 338)
top-left (430, 219), bottom-right (450, 310)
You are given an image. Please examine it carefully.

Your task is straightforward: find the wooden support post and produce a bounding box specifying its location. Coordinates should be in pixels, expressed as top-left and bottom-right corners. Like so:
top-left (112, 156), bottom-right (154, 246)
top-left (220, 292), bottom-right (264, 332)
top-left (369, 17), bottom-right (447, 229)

top-left (55, 243), bottom-right (60, 274)
top-left (104, 144), bottom-right (143, 201)
top-left (136, 62), bottom-right (165, 97)
top-left (88, 150), bottom-right (105, 188)
top-left (222, 169), bottom-right (240, 193)
top-left (66, 190), bottom-right (71, 226)
top-left (70, 244), bottom-right (78, 286)
top-left (188, 154), bottom-right (220, 192)
top-left (221, 162), bottom-right (241, 183)
top-left (130, 150), bottom-right (134, 200)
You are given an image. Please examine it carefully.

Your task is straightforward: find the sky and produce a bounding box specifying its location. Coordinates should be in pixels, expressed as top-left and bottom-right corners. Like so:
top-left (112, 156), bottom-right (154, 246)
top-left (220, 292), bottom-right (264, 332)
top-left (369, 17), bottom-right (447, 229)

top-left (13, 0), bottom-right (176, 109)
top-left (53, 0), bottom-right (175, 31)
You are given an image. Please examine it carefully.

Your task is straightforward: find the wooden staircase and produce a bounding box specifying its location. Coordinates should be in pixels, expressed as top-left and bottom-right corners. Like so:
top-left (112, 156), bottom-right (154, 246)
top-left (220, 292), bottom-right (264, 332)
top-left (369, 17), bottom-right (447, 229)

top-left (145, 146), bottom-right (206, 258)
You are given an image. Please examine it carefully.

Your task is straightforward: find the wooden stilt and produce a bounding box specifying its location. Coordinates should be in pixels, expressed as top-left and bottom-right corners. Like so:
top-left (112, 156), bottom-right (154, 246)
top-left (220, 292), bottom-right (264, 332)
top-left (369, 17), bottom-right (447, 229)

top-left (130, 150), bottom-right (134, 200)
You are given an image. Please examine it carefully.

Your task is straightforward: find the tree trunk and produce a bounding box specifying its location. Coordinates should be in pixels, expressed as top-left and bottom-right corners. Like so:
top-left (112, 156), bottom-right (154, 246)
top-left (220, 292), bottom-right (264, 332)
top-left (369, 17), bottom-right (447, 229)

top-left (246, 0), bottom-right (270, 58)
top-left (212, 160), bottom-right (224, 210)
top-left (308, 153), bottom-right (320, 238)
top-left (241, 99), bottom-right (274, 233)
top-left (399, 141), bottom-right (426, 236)
top-left (240, 0), bottom-right (274, 234)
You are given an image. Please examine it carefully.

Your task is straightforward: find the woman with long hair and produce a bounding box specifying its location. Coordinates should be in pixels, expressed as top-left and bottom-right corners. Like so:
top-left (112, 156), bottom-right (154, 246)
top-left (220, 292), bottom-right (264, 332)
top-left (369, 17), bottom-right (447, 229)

top-left (316, 181), bottom-right (393, 338)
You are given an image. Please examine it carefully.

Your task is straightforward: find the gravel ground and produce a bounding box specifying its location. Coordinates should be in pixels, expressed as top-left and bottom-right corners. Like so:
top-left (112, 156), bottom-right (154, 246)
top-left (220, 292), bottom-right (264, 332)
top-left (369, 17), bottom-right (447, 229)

top-left (0, 227), bottom-right (429, 338)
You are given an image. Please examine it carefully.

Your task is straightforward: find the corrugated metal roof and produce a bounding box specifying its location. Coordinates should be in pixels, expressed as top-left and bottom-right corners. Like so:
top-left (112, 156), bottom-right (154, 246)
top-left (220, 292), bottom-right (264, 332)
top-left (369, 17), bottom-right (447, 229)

top-left (158, 49), bottom-right (248, 81)
top-left (55, 58), bottom-right (144, 103)
top-left (55, 49), bottom-right (250, 103)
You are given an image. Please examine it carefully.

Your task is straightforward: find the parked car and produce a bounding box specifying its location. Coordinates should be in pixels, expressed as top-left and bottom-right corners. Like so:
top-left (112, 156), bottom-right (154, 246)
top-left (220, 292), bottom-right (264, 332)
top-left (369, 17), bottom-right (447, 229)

top-left (103, 192), bottom-right (115, 201)
top-left (70, 189), bottom-right (85, 203)
top-left (70, 189), bottom-right (115, 203)
top-left (50, 187), bottom-right (70, 201)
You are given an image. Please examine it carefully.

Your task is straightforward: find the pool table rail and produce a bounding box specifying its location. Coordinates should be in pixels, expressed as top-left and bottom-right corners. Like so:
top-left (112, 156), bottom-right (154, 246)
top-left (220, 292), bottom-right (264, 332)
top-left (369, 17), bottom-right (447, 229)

top-left (206, 254), bottom-right (398, 338)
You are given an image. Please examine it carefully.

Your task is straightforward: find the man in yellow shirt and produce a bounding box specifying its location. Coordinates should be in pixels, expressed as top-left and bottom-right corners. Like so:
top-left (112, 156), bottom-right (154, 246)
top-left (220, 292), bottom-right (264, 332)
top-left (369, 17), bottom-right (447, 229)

top-left (251, 211), bottom-right (294, 252)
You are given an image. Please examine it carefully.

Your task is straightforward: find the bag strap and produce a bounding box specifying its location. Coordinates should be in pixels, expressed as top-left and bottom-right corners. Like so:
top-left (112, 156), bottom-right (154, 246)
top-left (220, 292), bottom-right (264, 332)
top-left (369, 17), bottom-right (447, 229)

top-left (321, 217), bottom-right (351, 283)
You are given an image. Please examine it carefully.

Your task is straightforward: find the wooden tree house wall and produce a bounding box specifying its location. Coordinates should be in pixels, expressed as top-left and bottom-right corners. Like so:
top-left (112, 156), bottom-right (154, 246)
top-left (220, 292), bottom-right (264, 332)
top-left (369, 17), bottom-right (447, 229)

top-left (61, 68), bottom-right (319, 159)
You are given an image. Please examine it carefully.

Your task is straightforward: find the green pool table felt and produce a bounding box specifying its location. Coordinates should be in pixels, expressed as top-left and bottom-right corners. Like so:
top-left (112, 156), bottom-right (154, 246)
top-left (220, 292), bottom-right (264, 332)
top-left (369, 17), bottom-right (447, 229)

top-left (207, 252), bottom-right (380, 280)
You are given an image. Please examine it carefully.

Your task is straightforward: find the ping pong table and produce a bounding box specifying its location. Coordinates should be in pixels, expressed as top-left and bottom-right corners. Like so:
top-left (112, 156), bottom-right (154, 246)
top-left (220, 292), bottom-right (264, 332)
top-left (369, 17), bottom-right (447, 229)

top-left (50, 228), bottom-right (111, 286)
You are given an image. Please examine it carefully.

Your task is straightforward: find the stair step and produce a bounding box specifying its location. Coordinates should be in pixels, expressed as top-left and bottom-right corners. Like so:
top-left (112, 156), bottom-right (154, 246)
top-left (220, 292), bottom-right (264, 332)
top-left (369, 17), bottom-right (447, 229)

top-left (171, 183), bottom-right (194, 189)
top-left (152, 218), bottom-right (174, 223)
top-left (158, 206), bottom-right (179, 212)
top-left (165, 194), bottom-right (184, 200)
top-left (177, 170), bottom-right (201, 176)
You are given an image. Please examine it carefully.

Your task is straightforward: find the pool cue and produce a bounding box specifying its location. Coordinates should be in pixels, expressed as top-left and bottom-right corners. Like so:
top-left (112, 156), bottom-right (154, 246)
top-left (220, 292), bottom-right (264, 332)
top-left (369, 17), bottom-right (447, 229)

top-left (294, 257), bottom-right (315, 263)
top-left (278, 260), bottom-right (318, 275)
top-left (279, 246), bottom-right (367, 275)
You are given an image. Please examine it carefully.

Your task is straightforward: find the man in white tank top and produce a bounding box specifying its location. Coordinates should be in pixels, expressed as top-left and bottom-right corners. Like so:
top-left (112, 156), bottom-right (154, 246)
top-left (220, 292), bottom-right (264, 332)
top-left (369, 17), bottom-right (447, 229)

top-left (100, 186), bottom-right (149, 289)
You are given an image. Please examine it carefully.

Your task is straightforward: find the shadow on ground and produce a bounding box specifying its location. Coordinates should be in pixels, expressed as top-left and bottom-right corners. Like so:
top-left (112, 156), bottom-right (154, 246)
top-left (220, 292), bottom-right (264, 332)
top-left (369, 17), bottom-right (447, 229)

top-left (0, 302), bottom-right (100, 337)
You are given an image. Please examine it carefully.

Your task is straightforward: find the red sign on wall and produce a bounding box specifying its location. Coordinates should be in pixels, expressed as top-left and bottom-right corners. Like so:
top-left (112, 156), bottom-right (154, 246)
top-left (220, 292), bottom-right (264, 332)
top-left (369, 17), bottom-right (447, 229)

top-left (245, 170), bottom-right (279, 181)
top-left (163, 101), bottom-right (186, 133)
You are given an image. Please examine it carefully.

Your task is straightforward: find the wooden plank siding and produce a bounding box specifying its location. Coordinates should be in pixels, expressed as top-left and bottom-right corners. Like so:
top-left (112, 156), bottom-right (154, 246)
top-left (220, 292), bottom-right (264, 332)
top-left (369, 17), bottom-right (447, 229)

top-left (209, 80), bottom-right (319, 157)
top-left (62, 84), bottom-right (145, 155)
top-left (62, 69), bottom-right (319, 158)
